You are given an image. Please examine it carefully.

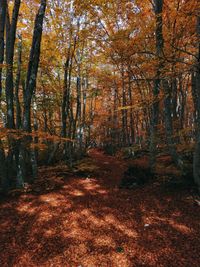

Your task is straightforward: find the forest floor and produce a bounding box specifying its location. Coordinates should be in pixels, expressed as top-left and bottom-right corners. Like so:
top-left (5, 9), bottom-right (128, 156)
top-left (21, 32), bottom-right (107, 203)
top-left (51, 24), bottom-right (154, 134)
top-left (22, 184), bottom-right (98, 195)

top-left (0, 149), bottom-right (200, 267)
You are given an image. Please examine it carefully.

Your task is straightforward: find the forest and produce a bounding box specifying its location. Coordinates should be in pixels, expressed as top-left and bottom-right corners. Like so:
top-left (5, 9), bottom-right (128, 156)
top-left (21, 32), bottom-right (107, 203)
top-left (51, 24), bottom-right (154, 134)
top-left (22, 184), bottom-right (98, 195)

top-left (0, 0), bottom-right (200, 266)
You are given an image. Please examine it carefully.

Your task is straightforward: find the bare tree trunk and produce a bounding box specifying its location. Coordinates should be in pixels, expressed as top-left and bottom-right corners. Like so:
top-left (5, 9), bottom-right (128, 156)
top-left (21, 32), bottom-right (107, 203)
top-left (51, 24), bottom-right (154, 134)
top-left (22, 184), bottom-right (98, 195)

top-left (163, 79), bottom-right (184, 170)
top-left (0, 0), bottom-right (6, 98)
top-left (62, 52), bottom-right (70, 138)
top-left (193, 16), bottom-right (200, 193)
top-left (82, 75), bottom-right (88, 148)
top-left (6, 0), bottom-right (21, 129)
top-left (0, 1), bottom-right (7, 192)
top-left (17, 0), bottom-right (46, 187)
top-left (149, 0), bottom-right (163, 170)
top-left (15, 35), bottom-right (22, 129)
top-left (4, 0), bottom-right (21, 189)
top-left (128, 72), bottom-right (135, 145)
top-left (113, 79), bottom-right (119, 146)
top-left (0, 140), bottom-right (8, 192)
top-left (23, 0), bottom-right (46, 132)
top-left (73, 50), bottom-right (82, 142)
top-left (121, 67), bottom-right (129, 146)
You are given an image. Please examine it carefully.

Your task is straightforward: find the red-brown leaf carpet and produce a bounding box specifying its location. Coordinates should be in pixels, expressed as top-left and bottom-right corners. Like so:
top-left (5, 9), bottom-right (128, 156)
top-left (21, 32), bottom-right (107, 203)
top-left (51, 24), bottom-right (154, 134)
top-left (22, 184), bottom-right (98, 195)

top-left (0, 149), bottom-right (199, 267)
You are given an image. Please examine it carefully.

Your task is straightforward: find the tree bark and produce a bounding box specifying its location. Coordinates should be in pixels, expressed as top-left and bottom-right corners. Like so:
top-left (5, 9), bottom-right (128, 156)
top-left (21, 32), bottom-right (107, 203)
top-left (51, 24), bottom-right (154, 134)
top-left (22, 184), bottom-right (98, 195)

top-left (193, 16), bottom-right (200, 193)
top-left (6, 0), bottom-right (21, 129)
top-left (149, 0), bottom-right (163, 170)
top-left (0, 0), bottom-right (6, 98)
top-left (23, 0), bottom-right (46, 132)
top-left (17, 0), bottom-right (46, 188)
top-left (15, 35), bottom-right (22, 129)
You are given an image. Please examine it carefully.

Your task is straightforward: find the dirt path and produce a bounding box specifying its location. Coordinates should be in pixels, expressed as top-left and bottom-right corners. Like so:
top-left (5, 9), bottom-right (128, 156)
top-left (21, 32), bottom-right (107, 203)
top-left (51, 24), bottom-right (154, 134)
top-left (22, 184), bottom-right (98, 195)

top-left (0, 150), bottom-right (200, 267)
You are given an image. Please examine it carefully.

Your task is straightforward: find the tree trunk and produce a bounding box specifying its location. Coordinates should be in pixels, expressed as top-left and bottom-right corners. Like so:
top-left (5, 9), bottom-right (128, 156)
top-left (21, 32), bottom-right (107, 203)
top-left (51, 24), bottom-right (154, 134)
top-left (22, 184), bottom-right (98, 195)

top-left (17, 0), bottom-right (46, 187)
top-left (149, 0), bottom-right (163, 170)
top-left (121, 67), bottom-right (129, 146)
top-left (0, 0), bottom-right (6, 98)
top-left (193, 16), bottom-right (200, 193)
top-left (5, 0), bottom-right (21, 129)
top-left (15, 35), bottom-right (22, 129)
top-left (0, 140), bottom-right (8, 192)
top-left (0, 1), bottom-right (7, 192)
top-left (163, 79), bottom-right (184, 170)
top-left (128, 71), bottom-right (135, 145)
top-left (23, 0), bottom-right (46, 132)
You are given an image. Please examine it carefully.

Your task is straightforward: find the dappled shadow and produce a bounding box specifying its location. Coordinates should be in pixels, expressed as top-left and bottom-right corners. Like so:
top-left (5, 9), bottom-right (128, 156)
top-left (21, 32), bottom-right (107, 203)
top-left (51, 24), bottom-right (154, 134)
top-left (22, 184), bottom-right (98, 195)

top-left (0, 149), bottom-right (200, 267)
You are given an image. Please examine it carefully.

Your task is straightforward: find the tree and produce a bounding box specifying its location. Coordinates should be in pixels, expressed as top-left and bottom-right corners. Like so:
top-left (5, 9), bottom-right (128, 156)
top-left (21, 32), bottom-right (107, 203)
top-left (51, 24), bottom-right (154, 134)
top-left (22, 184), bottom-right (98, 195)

top-left (193, 15), bottom-right (200, 192)
top-left (0, 0), bottom-right (6, 99)
top-left (23, 0), bottom-right (47, 132)
top-left (6, 0), bottom-right (21, 129)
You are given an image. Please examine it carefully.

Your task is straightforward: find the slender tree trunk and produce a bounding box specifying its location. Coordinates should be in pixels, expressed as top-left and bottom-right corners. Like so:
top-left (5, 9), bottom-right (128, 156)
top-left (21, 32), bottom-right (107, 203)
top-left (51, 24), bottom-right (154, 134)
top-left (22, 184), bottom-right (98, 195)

top-left (73, 57), bottom-right (81, 141)
top-left (0, 1), bottom-right (7, 192)
top-left (6, 0), bottom-right (21, 129)
top-left (193, 16), bottom-right (200, 193)
top-left (128, 72), bottom-right (135, 145)
top-left (62, 51), bottom-right (73, 159)
top-left (113, 80), bottom-right (119, 146)
top-left (121, 67), bottom-right (129, 146)
top-left (4, 0), bottom-right (21, 189)
top-left (62, 54), bottom-right (70, 138)
top-left (149, 0), bottom-right (163, 170)
top-left (163, 79), bottom-right (184, 169)
top-left (0, 0), bottom-right (6, 98)
top-left (23, 0), bottom-right (46, 132)
top-left (82, 75), bottom-right (88, 148)
top-left (15, 35), bottom-right (22, 129)
top-left (0, 140), bottom-right (8, 192)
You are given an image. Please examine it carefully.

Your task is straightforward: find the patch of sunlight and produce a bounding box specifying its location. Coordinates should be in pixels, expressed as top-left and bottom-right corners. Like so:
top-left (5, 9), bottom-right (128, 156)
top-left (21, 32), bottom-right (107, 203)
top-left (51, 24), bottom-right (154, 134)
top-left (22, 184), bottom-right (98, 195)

top-left (79, 209), bottom-right (106, 226)
top-left (137, 251), bottom-right (161, 266)
top-left (86, 214), bottom-right (105, 227)
top-left (104, 214), bottom-right (117, 224)
top-left (40, 195), bottom-right (57, 202)
top-left (82, 180), bottom-right (101, 190)
top-left (94, 235), bottom-right (116, 247)
top-left (96, 189), bottom-right (108, 194)
top-left (39, 194), bottom-right (69, 207)
top-left (117, 225), bottom-right (138, 238)
top-left (69, 189), bottom-right (85, 196)
top-left (111, 252), bottom-right (131, 267)
top-left (104, 214), bottom-right (138, 237)
top-left (66, 226), bottom-right (92, 241)
top-left (80, 209), bottom-right (91, 216)
top-left (38, 211), bottom-right (52, 222)
top-left (81, 255), bottom-right (102, 267)
top-left (16, 204), bottom-right (37, 214)
top-left (63, 185), bottom-right (71, 190)
top-left (43, 229), bottom-right (56, 237)
top-left (148, 216), bottom-right (193, 234)
top-left (63, 243), bottom-right (88, 260)
top-left (168, 219), bottom-right (193, 234)
top-left (83, 184), bottom-right (100, 190)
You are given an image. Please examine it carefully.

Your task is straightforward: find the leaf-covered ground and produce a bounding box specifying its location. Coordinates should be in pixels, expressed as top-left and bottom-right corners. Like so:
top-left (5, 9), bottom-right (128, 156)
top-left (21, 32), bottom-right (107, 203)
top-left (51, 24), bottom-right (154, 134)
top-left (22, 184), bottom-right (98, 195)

top-left (0, 149), bottom-right (200, 267)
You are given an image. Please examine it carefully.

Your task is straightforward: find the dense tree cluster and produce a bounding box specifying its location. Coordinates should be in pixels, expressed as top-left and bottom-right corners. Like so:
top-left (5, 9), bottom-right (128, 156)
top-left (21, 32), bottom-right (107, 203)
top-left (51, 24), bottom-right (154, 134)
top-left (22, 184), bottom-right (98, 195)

top-left (0, 0), bottom-right (199, 192)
